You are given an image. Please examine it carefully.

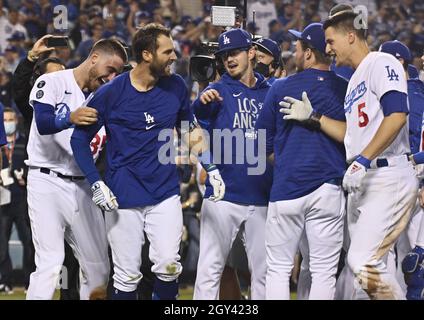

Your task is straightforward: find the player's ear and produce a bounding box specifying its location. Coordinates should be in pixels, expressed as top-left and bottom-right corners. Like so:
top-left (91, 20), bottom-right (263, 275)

top-left (347, 31), bottom-right (355, 45)
top-left (142, 50), bottom-right (153, 63)
top-left (248, 46), bottom-right (256, 61)
top-left (90, 52), bottom-right (99, 65)
top-left (305, 48), bottom-right (312, 60)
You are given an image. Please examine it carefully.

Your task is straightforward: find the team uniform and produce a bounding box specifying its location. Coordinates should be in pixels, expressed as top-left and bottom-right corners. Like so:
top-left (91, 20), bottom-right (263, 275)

top-left (393, 77), bottom-right (424, 295)
top-left (26, 69), bottom-right (109, 300)
top-left (192, 72), bottom-right (272, 300)
top-left (343, 52), bottom-right (418, 300)
top-left (71, 72), bottom-right (193, 298)
top-left (256, 69), bottom-right (348, 299)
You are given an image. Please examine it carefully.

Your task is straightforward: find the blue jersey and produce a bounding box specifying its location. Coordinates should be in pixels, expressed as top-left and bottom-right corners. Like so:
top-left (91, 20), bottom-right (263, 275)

top-left (268, 77), bottom-right (278, 85)
top-left (407, 79), bottom-right (424, 154)
top-left (71, 72), bottom-right (193, 208)
top-left (255, 69), bottom-right (347, 201)
top-left (0, 103), bottom-right (6, 146)
top-left (193, 72), bottom-right (273, 206)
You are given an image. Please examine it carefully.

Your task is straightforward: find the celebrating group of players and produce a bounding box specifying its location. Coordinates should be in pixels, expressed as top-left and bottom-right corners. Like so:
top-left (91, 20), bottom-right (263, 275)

top-left (1, 2), bottom-right (423, 300)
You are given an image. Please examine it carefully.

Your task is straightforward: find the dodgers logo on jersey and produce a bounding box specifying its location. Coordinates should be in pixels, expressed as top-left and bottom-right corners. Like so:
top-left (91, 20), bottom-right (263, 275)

top-left (385, 66), bottom-right (399, 81)
top-left (144, 112), bottom-right (156, 130)
top-left (55, 102), bottom-right (70, 117)
top-left (344, 81), bottom-right (367, 113)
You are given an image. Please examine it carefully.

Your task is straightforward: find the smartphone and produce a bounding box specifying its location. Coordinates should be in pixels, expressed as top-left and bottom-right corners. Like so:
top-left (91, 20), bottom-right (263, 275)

top-left (46, 36), bottom-right (69, 48)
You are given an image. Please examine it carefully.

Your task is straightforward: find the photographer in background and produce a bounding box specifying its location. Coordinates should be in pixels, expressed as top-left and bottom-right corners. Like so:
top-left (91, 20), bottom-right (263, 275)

top-left (11, 35), bottom-right (59, 135)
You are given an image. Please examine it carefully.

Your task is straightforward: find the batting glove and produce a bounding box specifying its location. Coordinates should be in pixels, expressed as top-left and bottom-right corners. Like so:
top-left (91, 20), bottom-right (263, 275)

top-left (279, 91), bottom-right (313, 121)
top-left (342, 155), bottom-right (371, 193)
top-left (207, 169), bottom-right (225, 202)
top-left (91, 180), bottom-right (118, 211)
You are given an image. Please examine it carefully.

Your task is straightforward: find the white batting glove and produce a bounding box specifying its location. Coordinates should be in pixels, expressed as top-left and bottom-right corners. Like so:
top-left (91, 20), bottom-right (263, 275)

top-left (91, 180), bottom-right (119, 211)
top-left (207, 169), bottom-right (225, 202)
top-left (279, 91), bottom-right (313, 121)
top-left (342, 156), bottom-right (371, 193)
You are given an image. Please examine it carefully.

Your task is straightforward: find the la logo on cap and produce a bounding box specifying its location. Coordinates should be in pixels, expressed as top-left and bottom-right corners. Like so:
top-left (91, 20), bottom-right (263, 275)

top-left (307, 35), bottom-right (311, 40)
top-left (223, 35), bottom-right (231, 45)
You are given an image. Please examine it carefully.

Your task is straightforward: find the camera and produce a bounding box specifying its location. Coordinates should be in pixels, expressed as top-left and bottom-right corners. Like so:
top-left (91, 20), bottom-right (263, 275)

top-left (190, 42), bottom-right (226, 83)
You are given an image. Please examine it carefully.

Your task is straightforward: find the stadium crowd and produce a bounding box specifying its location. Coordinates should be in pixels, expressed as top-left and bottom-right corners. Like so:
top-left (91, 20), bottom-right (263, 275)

top-left (0, 0), bottom-right (423, 298)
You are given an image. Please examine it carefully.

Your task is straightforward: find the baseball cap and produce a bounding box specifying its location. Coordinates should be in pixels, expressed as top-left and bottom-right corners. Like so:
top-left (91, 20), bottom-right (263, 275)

top-left (215, 28), bottom-right (252, 56)
top-left (379, 40), bottom-right (412, 63)
top-left (288, 23), bottom-right (326, 54)
top-left (254, 38), bottom-right (281, 62)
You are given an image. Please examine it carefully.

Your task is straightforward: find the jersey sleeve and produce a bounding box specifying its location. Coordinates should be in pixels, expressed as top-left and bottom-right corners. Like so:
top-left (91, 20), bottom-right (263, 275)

top-left (192, 82), bottom-right (223, 124)
top-left (70, 88), bottom-right (109, 185)
top-left (370, 54), bottom-right (407, 101)
top-left (29, 73), bottom-right (58, 108)
top-left (255, 83), bottom-right (278, 155)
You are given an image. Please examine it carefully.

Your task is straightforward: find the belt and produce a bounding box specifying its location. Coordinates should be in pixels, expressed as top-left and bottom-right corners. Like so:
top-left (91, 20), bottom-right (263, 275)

top-left (371, 154), bottom-right (410, 169)
top-left (326, 178), bottom-right (342, 186)
top-left (39, 167), bottom-right (85, 181)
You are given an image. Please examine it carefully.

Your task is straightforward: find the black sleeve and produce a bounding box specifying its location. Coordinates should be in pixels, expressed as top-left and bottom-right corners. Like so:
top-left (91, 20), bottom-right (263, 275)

top-left (11, 57), bottom-right (36, 123)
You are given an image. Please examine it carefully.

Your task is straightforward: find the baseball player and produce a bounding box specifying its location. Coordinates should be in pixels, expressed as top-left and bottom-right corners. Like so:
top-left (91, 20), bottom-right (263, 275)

top-left (280, 4), bottom-right (418, 299)
top-left (192, 28), bottom-right (272, 300)
top-left (379, 41), bottom-right (424, 300)
top-left (71, 23), bottom-right (224, 300)
top-left (256, 22), bottom-right (347, 300)
top-left (253, 37), bottom-right (284, 84)
top-left (26, 39), bottom-right (127, 300)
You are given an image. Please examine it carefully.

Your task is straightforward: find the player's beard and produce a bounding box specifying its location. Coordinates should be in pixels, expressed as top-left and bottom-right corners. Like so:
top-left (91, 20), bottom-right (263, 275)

top-left (150, 58), bottom-right (172, 78)
top-left (87, 66), bottom-right (104, 91)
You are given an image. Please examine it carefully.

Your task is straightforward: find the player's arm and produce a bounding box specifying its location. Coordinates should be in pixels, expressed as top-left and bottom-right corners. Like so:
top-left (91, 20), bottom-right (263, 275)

top-left (255, 83), bottom-right (278, 162)
top-left (279, 91), bottom-right (346, 143)
top-left (71, 89), bottom-right (118, 212)
top-left (29, 75), bottom-right (99, 135)
top-left (33, 103), bottom-right (98, 135)
top-left (179, 80), bottom-right (225, 201)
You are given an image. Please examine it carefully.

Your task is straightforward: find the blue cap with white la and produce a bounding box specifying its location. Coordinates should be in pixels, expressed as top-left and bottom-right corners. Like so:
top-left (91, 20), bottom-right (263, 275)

top-left (379, 40), bottom-right (412, 63)
top-left (254, 38), bottom-right (281, 62)
top-left (288, 23), bottom-right (326, 54)
top-left (215, 28), bottom-right (252, 56)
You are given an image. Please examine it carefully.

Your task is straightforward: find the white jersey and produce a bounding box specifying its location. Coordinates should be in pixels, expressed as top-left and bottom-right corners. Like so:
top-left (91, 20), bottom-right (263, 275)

top-left (344, 52), bottom-right (410, 162)
top-left (26, 69), bottom-right (106, 175)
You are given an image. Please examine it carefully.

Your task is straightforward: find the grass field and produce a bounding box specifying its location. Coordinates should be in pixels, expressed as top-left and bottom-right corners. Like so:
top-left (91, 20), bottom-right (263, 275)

top-left (0, 286), bottom-right (194, 300)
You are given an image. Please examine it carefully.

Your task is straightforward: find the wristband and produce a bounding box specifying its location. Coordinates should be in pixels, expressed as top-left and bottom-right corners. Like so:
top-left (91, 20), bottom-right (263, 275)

top-left (356, 155), bottom-right (371, 169)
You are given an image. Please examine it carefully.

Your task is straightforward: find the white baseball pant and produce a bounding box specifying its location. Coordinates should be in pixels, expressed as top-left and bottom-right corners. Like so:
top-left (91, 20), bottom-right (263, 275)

top-left (26, 168), bottom-right (109, 300)
top-left (346, 161), bottom-right (418, 300)
top-left (106, 195), bottom-right (183, 292)
top-left (194, 199), bottom-right (267, 300)
top-left (265, 182), bottom-right (345, 300)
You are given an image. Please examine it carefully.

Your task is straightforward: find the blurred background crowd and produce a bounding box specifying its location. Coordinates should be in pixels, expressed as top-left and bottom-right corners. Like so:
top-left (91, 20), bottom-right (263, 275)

top-left (0, 0), bottom-right (423, 296)
top-left (0, 0), bottom-right (423, 112)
